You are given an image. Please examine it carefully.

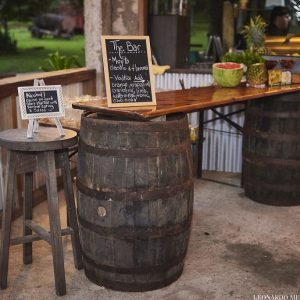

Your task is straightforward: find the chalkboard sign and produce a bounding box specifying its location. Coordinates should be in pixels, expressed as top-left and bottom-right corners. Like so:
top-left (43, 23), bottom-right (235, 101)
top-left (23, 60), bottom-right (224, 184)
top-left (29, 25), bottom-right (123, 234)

top-left (18, 85), bottom-right (64, 119)
top-left (101, 35), bottom-right (156, 107)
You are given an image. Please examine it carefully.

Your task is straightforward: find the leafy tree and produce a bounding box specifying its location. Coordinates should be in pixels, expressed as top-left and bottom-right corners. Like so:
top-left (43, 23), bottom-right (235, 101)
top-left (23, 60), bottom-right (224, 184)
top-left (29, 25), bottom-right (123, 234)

top-left (0, 0), bottom-right (17, 54)
top-left (1, 0), bottom-right (61, 21)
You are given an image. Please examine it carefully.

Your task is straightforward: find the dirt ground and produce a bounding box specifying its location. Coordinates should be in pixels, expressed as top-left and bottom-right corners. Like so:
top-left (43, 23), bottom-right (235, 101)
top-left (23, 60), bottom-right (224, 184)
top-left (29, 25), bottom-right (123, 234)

top-left (1, 171), bottom-right (300, 300)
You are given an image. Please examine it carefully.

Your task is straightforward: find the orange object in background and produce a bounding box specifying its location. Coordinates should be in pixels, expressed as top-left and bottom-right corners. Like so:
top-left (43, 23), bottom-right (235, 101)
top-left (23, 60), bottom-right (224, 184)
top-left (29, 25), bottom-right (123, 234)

top-left (265, 36), bottom-right (300, 56)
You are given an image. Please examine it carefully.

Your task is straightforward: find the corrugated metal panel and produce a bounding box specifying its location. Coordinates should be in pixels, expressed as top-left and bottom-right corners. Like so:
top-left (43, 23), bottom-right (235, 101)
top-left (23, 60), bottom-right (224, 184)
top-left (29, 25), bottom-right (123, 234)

top-left (155, 73), bottom-right (244, 173)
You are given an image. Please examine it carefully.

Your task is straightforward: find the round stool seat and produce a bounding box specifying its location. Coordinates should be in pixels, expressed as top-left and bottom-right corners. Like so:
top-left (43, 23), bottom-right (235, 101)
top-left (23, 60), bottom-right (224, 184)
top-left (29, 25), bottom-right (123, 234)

top-left (0, 127), bottom-right (77, 152)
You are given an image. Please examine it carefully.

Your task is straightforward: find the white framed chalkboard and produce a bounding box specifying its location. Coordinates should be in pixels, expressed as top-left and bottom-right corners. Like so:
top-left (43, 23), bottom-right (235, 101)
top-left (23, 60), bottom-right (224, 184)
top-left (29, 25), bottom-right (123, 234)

top-left (101, 35), bottom-right (156, 108)
top-left (18, 85), bottom-right (65, 119)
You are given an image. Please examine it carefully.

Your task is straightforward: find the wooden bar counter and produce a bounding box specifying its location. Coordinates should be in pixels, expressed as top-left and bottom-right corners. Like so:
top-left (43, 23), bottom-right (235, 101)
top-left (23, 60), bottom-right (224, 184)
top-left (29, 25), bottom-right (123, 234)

top-left (73, 83), bottom-right (300, 120)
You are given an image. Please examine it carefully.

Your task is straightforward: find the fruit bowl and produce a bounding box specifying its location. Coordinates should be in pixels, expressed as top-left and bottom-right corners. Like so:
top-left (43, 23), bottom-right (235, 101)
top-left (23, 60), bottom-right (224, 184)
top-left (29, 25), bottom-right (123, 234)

top-left (212, 62), bottom-right (244, 87)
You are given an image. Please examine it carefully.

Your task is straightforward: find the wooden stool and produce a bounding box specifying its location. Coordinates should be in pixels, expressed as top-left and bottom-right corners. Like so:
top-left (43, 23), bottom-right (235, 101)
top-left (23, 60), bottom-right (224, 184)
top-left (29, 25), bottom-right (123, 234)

top-left (0, 127), bottom-right (82, 296)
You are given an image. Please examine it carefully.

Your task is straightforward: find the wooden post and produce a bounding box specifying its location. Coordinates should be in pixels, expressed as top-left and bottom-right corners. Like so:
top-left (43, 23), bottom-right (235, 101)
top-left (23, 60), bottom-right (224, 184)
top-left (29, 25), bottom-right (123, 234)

top-left (84, 0), bottom-right (109, 96)
top-left (223, 1), bottom-right (235, 52)
top-left (0, 151), bottom-right (16, 289)
top-left (138, 0), bottom-right (148, 35)
top-left (84, 0), bottom-right (140, 96)
top-left (41, 151), bottom-right (66, 296)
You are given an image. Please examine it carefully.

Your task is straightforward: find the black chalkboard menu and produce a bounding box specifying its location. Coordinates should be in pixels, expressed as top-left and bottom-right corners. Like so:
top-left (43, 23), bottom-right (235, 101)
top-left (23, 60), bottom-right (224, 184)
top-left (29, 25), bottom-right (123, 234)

top-left (101, 35), bottom-right (156, 107)
top-left (18, 85), bottom-right (64, 119)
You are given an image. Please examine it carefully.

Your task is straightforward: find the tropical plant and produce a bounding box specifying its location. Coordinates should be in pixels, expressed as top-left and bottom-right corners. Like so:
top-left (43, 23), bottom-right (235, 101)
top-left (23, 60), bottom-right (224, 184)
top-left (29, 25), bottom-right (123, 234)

top-left (241, 15), bottom-right (267, 49)
top-left (39, 51), bottom-right (81, 71)
top-left (222, 50), bottom-right (265, 68)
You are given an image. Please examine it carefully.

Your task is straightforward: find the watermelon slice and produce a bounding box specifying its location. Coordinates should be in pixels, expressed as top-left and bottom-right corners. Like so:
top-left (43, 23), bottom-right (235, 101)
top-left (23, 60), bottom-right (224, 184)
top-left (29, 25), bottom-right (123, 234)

top-left (212, 62), bottom-right (243, 87)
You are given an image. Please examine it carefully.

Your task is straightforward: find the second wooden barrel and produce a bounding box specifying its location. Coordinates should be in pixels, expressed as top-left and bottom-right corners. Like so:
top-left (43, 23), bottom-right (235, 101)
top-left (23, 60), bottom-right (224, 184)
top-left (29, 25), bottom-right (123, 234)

top-left (243, 92), bottom-right (300, 206)
top-left (77, 113), bottom-right (194, 291)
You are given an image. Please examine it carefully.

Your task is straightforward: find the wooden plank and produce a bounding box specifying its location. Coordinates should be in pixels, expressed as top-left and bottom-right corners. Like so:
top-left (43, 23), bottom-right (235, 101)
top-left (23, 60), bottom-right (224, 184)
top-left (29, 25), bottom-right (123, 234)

top-left (40, 151), bottom-right (66, 296)
top-left (0, 151), bottom-right (16, 289)
top-left (10, 94), bottom-right (17, 129)
top-left (0, 96), bottom-right (14, 131)
top-left (72, 83), bottom-right (300, 119)
top-left (25, 220), bottom-right (51, 244)
top-left (0, 127), bottom-right (77, 152)
top-left (82, 78), bottom-right (97, 96)
top-left (0, 68), bottom-right (95, 99)
top-left (11, 233), bottom-right (43, 245)
top-left (23, 172), bottom-right (33, 264)
top-left (40, 119), bottom-right (80, 133)
top-left (58, 151), bottom-right (83, 270)
top-left (10, 228), bottom-right (73, 246)
top-left (138, 0), bottom-right (148, 35)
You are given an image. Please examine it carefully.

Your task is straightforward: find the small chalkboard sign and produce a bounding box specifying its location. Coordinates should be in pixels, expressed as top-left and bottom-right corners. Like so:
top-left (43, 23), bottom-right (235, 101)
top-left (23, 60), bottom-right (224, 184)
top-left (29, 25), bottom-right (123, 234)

top-left (101, 35), bottom-right (156, 107)
top-left (18, 85), bottom-right (64, 119)
top-left (18, 83), bottom-right (65, 138)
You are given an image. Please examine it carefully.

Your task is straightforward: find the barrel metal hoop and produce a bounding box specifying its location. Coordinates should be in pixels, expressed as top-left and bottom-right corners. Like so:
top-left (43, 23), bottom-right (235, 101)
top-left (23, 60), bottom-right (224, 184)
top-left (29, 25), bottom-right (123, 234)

top-left (82, 245), bottom-right (187, 274)
top-left (245, 181), bottom-right (300, 192)
top-left (78, 139), bottom-right (190, 157)
top-left (246, 109), bottom-right (300, 118)
top-left (84, 261), bottom-right (183, 291)
top-left (81, 113), bottom-right (188, 132)
top-left (244, 153), bottom-right (300, 167)
top-left (244, 128), bottom-right (300, 142)
top-left (76, 178), bottom-right (194, 202)
top-left (78, 214), bottom-right (192, 240)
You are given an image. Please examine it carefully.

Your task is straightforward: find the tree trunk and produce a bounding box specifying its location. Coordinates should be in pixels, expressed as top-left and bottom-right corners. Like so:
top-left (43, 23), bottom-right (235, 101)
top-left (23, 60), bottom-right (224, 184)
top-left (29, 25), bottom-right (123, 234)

top-left (84, 0), bottom-right (140, 96)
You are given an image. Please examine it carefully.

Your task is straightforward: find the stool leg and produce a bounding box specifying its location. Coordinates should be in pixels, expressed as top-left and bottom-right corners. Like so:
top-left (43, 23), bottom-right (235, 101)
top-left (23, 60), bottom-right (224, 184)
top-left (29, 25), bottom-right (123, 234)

top-left (41, 151), bottom-right (66, 296)
top-left (23, 172), bottom-right (33, 264)
top-left (59, 151), bottom-right (83, 270)
top-left (0, 151), bottom-right (16, 289)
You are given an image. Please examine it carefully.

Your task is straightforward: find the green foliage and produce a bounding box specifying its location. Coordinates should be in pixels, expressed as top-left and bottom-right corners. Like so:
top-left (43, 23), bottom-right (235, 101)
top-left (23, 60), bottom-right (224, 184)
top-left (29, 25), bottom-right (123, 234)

top-left (222, 50), bottom-right (265, 68)
top-left (241, 16), bottom-right (267, 49)
top-left (39, 51), bottom-right (81, 71)
top-left (241, 50), bottom-right (265, 67)
top-left (0, 26), bottom-right (85, 73)
top-left (0, 28), bottom-right (17, 54)
top-left (190, 13), bottom-right (209, 50)
top-left (1, 0), bottom-right (59, 21)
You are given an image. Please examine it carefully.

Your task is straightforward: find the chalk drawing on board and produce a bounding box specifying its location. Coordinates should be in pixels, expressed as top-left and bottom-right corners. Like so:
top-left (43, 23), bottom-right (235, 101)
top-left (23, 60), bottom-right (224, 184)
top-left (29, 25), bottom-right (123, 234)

top-left (101, 35), bottom-right (156, 108)
top-left (18, 82), bottom-right (65, 138)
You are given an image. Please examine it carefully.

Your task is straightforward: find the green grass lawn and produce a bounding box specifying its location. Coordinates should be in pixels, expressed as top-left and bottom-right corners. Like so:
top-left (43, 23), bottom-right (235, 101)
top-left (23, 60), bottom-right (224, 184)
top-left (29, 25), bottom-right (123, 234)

top-left (0, 13), bottom-right (207, 73)
top-left (0, 26), bottom-right (85, 73)
top-left (189, 11), bottom-right (209, 64)
top-left (190, 21), bottom-right (209, 51)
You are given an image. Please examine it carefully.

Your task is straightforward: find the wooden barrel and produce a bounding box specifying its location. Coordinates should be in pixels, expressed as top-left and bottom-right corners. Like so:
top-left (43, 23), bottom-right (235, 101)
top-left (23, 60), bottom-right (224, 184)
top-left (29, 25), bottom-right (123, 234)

top-left (243, 92), bottom-right (300, 206)
top-left (77, 113), bottom-right (194, 291)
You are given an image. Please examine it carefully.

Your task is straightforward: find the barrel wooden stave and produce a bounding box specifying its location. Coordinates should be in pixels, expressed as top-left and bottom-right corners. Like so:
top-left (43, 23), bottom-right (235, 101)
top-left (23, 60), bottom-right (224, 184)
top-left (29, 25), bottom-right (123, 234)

top-left (77, 113), bottom-right (193, 291)
top-left (243, 92), bottom-right (300, 205)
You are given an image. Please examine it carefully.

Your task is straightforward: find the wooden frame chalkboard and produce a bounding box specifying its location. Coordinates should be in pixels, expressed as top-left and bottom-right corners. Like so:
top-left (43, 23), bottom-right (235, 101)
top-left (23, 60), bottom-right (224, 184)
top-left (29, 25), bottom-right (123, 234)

top-left (101, 35), bottom-right (156, 108)
top-left (18, 85), bottom-right (64, 119)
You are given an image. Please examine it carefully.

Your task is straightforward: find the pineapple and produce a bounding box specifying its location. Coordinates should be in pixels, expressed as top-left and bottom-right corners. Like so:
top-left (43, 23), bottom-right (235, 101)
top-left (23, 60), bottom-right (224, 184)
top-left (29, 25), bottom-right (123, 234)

top-left (241, 16), bottom-right (267, 50)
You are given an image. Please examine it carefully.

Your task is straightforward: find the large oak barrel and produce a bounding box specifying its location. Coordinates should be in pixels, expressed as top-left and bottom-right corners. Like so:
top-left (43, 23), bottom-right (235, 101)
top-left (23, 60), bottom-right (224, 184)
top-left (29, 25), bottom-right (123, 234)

top-left (77, 113), bottom-right (194, 291)
top-left (243, 92), bottom-right (300, 206)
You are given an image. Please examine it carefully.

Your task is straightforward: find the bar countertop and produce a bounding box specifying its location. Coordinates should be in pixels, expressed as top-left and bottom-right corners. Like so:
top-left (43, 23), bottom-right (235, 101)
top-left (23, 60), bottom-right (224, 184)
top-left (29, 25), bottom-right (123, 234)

top-left (72, 83), bottom-right (300, 120)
